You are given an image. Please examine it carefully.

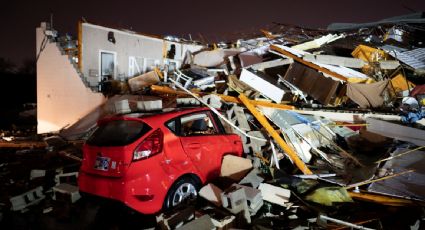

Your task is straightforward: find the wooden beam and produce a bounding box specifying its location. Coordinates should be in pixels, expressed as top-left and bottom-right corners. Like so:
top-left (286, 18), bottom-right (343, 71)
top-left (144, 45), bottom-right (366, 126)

top-left (77, 20), bottom-right (83, 71)
top-left (150, 85), bottom-right (295, 110)
top-left (238, 93), bottom-right (312, 175)
top-left (0, 141), bottom-right (47, 148)
top-left (270, 45), bottom-right (348, 81)
top-left (154, 67), bottom-right (164, 79)
top-left (348, 191), bottom-right (416, 206)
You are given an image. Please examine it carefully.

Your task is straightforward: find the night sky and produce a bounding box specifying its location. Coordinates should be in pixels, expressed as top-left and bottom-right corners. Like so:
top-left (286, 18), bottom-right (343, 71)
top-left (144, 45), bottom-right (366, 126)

top-left (2, 0), bottom-right (425, 65)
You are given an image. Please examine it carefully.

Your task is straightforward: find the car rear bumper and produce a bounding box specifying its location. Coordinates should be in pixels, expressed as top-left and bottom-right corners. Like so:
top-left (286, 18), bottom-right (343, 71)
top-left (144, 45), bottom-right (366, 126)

top-left (78, 171), bottom-right (166, 214)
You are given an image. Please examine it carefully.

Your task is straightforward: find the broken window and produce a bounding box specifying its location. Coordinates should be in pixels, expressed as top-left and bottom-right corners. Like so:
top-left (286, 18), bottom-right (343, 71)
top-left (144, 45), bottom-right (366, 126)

top-left (100, 51), bottom-right (115, 79)
top-left (165, 112), bottom-right (219, 136)
top-left (87, 120), bottom-right (151, 146)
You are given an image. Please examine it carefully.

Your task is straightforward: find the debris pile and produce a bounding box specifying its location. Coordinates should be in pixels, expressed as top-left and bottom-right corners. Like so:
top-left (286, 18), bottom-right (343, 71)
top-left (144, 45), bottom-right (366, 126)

top-left (2, 14), bottom-right (425, 229)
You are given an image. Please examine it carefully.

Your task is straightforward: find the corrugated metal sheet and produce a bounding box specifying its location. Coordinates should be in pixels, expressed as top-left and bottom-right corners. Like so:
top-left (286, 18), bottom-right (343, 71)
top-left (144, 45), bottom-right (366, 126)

top-left (368, 147), bottom-right (425, 201)
top-left (389, 48), bottom-right (425, 69)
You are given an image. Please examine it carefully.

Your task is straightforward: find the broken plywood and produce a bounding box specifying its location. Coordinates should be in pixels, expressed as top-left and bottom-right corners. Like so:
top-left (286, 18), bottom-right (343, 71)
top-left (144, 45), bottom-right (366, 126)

top-left (258, 183), bottom-right (291, 206)
top-left (283, 62), bottom-right (341, 105)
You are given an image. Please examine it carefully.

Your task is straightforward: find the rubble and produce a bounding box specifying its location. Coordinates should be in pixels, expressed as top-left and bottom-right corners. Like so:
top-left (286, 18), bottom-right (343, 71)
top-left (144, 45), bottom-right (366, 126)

top-left (52, 183), bottom-right (81, 203)
top-left (9, 186), bottom-right (45, 212)
top-left (258, 183), bottom-right (291, 206)
top-left (220, 155), bottom-right (252, 181)
top-left (3, 12), bottom-right (425, 229)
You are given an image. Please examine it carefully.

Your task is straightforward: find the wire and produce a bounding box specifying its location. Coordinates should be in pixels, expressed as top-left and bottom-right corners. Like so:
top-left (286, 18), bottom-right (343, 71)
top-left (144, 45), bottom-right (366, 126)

top-left (36, 35), bottom-right (48, 63)
top-left (168, 77), bottom-right (267, 142)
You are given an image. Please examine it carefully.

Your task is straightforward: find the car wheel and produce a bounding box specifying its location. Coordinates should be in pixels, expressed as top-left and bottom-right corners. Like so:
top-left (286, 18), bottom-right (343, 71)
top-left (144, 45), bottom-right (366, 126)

top-left (163, 177), bottom-right (199, 209)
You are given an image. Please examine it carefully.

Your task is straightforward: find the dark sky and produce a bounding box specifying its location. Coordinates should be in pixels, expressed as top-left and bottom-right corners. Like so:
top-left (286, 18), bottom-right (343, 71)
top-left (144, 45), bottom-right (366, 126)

top-left (2, 0), bottom-right (425, 65)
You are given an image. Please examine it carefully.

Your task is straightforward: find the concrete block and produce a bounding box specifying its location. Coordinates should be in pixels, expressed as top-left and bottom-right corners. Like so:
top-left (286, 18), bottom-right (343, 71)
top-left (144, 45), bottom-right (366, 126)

top-left (258, 183), bottom-right (291, 206)
top-left (233, 184), bottom-right (263, 215)
top-left (245, 131), bottom-right (267, 154)
top-left (220, 186), bottom-right (251, 224)
top-left (199, 183), bottom-right (223, 206)
top-left (136, 100), bottom-right (162, 111)
top-left (177, 98), bottom-right (201, 106)
top-left (30, 169), bottom-right (46, 180)
top-left (55, 171), bottom-right (78, 185)
top-left (53, 183), bottom-right (81, 203)
top-left (10, 186), bottom-right (45, 212)
top-left (220, 155), bottom-right (252, 181)
top-left (201, 94), bottom-right (222, 109)
top-left (178, 215), bottom-right (215, 230)
top-left (227, 106), bottom-right (251, 131)
top-left (114, 99), bottom-right (131, 114)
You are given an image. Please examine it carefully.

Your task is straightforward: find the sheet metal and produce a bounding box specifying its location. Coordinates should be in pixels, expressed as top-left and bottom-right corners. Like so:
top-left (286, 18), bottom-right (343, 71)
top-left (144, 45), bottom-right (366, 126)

top-left (368, 147), bottom-right (425, 201)
top-left (388, 48), bottom-right (425, 69)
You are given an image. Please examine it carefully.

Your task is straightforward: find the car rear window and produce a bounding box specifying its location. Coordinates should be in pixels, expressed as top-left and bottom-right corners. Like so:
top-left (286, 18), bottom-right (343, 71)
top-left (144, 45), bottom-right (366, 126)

top-left (86, 120), bottom-right (152, 146)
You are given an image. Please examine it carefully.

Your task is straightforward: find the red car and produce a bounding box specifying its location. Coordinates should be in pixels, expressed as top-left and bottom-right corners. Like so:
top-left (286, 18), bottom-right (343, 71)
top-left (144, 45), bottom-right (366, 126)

top-left (78, 107), bottom-right (243, 214)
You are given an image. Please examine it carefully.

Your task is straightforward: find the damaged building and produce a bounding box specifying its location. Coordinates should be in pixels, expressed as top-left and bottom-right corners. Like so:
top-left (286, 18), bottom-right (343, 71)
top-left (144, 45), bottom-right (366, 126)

top-left (1, 12), bottom-right (425, 229)
top-left (36, 21), bottom-right (204, 133)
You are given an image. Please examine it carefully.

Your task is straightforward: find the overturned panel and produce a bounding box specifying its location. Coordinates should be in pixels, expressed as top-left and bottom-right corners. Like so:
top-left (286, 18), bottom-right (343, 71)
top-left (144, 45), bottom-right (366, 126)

top-left (283, 62), bottom-right (341, 105)
top-left (366, 118), bottom-right (425, 146)
top-left (240, 68), bottom-right (289, 103)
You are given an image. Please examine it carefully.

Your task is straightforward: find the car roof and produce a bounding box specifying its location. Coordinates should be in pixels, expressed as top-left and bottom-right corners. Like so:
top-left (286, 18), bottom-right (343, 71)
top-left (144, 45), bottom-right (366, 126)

top-left (99, 107), bottom-right (211, 124)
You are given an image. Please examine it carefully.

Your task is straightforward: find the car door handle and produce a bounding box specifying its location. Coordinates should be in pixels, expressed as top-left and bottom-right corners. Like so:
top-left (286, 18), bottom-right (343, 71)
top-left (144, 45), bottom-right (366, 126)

top-left (188, 143), bottom-right (201, 149)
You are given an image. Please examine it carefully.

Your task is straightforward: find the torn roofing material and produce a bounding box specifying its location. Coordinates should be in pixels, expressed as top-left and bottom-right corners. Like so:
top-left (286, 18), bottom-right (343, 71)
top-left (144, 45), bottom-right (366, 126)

top-left (388, 48), bottom-right (425, 70)
top-left (327, 12), bottom-right (425, 31)
top-left (271, 44), bottom-right (370, 81)
top-left (368, 147), bottom-right (425, 201)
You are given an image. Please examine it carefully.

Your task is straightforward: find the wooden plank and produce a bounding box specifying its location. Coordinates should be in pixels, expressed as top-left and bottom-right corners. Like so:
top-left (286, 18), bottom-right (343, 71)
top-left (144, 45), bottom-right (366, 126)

top-left (348, 191), bottom-right (416, 206)
top-left (150, 85), bottom-right (295, 110)
top-left (0, 141), bottom-right (47, 148)
top-left (238, 93), bottom-right (312, 175)
top-left (270, 45), bottom-right (348, 81)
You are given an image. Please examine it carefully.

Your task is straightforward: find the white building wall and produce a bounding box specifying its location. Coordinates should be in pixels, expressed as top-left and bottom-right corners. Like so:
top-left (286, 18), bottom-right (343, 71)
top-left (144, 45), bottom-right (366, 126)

top-left (36, 23), bottom-right (105, 134)
top-left (81, 23), bottom-right (164, 86)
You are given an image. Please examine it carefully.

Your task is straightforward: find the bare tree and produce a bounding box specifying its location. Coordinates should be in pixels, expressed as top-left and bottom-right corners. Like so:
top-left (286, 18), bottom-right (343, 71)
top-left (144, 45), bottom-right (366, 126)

top-left (0, 57), bottom-right (17, 74)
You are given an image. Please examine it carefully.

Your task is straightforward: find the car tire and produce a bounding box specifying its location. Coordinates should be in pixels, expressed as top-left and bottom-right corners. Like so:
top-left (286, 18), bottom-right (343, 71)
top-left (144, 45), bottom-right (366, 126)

top-left (163, 176), bottom-right (200, 210)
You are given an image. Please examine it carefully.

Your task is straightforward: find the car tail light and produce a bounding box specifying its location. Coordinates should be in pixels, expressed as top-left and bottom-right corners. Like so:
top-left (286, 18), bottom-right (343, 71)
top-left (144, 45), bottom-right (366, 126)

top-left (133, 129), bottom-right (163, 161)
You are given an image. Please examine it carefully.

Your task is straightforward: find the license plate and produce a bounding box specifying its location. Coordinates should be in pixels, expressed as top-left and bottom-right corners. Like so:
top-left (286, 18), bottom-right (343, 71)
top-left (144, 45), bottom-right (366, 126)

top-left (94, 156), bottom-right (110, 171)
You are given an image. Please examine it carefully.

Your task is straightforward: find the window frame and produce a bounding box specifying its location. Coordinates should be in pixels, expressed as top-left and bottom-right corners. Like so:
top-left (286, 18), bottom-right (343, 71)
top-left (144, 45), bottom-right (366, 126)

top-left (98, 50), bottom-right (117, 81)
top-left (165, 111), bottom-right (226, 137)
